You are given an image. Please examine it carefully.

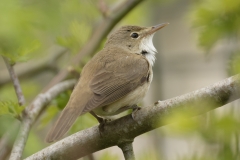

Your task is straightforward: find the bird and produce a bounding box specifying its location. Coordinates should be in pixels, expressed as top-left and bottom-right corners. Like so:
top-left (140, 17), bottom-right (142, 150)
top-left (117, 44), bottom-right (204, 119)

top-left (46, 23), bottom-right (168, 142)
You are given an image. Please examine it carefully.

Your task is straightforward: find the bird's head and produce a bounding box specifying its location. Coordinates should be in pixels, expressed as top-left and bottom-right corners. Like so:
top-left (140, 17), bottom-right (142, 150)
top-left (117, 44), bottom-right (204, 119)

top-left (105, 23), bottom-right (169, 66)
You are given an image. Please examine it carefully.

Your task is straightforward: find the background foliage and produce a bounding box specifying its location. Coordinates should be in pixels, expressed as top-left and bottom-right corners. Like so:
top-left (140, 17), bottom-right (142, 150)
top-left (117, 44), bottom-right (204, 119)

top-left (166, 0), bottom-right (240, 159)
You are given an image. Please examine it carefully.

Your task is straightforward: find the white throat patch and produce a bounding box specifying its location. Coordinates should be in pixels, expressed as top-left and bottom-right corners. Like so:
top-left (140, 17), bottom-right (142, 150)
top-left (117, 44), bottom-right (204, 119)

top-left (139, 34), bottom-right (157, 66)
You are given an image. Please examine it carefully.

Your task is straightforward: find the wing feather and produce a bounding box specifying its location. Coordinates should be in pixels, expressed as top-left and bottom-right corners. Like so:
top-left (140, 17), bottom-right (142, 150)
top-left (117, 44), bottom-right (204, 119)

top-left (82, 49), bottom-right (149, 114)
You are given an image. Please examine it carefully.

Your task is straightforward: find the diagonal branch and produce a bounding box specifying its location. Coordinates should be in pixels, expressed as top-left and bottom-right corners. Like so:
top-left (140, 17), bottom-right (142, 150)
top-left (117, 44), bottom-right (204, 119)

top-left (43, 0), bottom-right (144, 92)
top-left (97, 0), bottom-right (108, 17)
top-left (2, 56), bottom-right (25, 106)
top-left (25, 74), bottom-right (240, 160)
top-left (0, 125), bottom-right (18, 160)
top-left (9, 79), bottom-right (77, 160)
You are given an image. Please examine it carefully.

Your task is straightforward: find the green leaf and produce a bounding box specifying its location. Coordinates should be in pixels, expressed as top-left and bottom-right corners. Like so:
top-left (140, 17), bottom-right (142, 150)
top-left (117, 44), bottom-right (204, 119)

top-left (189, 0), bottom-right (240, 51)
top-left (0, 101), bottom-right (24, 118)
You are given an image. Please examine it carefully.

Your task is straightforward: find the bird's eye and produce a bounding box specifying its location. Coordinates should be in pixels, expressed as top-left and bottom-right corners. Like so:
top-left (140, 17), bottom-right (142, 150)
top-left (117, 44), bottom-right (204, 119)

top-left (131, 33), bottom-right (139, 38)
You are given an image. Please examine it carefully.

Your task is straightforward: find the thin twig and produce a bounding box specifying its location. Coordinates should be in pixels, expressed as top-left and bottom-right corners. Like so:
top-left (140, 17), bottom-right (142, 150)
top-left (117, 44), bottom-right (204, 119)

top-left (2, 56), bottom-right (25, 106)
top-left (9, 79), bottom-right (77, 160)
top-left (118, 140), bottom-right (135, 160)
top-left (98, 0), bottom-right (108, 17)
top-left (24, 74), bottom-right (240, 160)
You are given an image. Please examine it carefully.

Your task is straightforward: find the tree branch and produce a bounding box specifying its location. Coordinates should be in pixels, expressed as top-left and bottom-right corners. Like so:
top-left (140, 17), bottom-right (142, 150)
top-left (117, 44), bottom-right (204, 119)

top-left (9, 79), bottom-right (77, 160)
top-left (87, 154), bottom-right (95, 160)
top-left (24, 74), bottom-right (240, 160)
top-left (98, 0), bottom-right (108, 17)
top-left (118, 140), bottom-right (135, 160)
top-left (0, 122), bottom-right (20, 160)
top-left (43, 0), bottom-right (144, 92)
top-left (2, 56), bottom-right (25, 106)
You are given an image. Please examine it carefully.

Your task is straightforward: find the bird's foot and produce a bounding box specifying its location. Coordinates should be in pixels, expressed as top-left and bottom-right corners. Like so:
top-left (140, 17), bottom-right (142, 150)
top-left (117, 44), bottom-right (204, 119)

top-left (98, 118), bottom-right (111, 134)
top-left (131, 105), bottom-right (141, 121)
top-left (90, 111), bottom-right (111, 137)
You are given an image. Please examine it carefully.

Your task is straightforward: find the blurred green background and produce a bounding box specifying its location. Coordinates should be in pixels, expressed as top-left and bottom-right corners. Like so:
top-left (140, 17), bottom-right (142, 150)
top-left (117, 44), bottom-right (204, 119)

top-left (0, 0), bottom-right (240, 160)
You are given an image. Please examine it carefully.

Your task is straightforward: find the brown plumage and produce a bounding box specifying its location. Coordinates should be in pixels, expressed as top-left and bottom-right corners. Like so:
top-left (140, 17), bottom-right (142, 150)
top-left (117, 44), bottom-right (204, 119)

top-left (46, 23), bottom-right (168, 142)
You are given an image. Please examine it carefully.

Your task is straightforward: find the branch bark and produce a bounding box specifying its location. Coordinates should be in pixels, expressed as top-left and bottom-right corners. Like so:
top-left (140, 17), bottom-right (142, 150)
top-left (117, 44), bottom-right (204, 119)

top-left (118, 140), bottom-right (135, 160)
top-left (9, 79), bottom-right (77, 160)
top-left (98, 0), bottom-right (108, 17)
top-left (43, 0), bottom-right (144, 92)
top-left (0, 122), bottom-right (20, 160)
top-left (25, 74), bottom-right (240, 160)
top-left (2, 56), bottom-right (25, 106)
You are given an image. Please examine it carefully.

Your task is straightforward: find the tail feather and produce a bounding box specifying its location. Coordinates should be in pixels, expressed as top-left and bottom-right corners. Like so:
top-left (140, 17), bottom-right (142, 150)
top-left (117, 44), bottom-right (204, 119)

top-left (46, 107), bottom-right (80, 143)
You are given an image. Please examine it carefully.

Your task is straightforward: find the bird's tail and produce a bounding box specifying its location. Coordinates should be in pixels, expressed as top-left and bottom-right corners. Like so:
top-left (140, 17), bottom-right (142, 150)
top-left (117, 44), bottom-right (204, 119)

top-left (45, 106), bottom-right (81, 143)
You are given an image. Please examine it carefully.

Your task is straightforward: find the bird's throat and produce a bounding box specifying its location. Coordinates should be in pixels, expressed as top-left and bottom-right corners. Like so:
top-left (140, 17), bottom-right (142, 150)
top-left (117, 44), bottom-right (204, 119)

top-left (140, 34), bottom-right (157, 66)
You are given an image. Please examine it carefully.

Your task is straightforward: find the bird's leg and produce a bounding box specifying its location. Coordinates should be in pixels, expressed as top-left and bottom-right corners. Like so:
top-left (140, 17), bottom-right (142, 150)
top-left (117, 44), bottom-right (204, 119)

top-left (90, 111), bottom-right (104, 123)
top-left (131, 104), bottom-right (141, 121)
top-left (114, 104), bottom-right (141, 121)
top-left (90, 111), bottom-right (111, 135)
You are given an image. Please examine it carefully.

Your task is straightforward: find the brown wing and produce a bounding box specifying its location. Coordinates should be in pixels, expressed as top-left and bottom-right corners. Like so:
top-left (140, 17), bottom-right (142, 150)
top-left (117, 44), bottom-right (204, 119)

top-left (81, 49), bottom-right (149, 114)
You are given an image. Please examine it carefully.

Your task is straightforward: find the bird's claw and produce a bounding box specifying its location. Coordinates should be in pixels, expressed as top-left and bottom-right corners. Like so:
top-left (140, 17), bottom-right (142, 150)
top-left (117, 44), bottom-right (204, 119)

top-left (131, 105), bottom-right (141, 121)
top-left (98, 118), bottom-right (111, 136)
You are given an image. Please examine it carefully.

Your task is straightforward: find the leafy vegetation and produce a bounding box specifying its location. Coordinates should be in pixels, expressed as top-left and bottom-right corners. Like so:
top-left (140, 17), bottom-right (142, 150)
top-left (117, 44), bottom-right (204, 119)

top-left (168, 0), bottom-right (240, 159)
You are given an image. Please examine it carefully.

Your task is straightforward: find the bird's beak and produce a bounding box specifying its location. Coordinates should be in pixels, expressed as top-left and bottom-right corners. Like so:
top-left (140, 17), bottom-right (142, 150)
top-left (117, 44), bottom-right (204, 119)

top-left (145, 22), bottom-right (169, 35)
